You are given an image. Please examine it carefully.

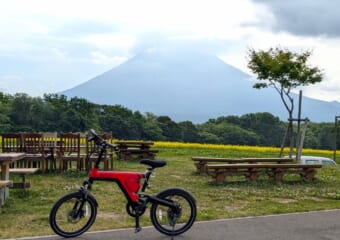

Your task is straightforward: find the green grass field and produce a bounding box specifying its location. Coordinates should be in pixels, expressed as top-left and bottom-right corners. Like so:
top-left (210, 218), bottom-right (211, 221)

top-left (1, 146), bottom-right (340, 239)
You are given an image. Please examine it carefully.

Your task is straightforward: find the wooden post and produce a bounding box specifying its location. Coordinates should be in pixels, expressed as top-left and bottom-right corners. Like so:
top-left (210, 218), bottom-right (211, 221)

top-left (296, 91), bottom-right (302, 162)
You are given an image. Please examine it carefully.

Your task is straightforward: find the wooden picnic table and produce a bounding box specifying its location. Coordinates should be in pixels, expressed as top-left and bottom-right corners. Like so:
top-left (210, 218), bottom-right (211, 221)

top-left (192, 157), bottom-right (294, 173)
top-left (114, 141), bottom-right (158, 160)
top-left (0, 153), bottom-right (26, 206)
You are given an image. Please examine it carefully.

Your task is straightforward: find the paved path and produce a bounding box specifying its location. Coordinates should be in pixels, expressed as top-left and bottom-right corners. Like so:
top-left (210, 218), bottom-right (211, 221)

top-left (16, 209), bottom-right (340, 240)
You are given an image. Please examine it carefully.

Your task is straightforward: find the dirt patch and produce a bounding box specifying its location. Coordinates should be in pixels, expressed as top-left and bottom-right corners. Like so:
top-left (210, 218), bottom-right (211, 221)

top-left (224, 204), bottom-right (244, 211)
top-left (273, 198), bottom-right (298, 204)
top-left (97, 211), bottom-right (125, 220)
top-left (170, 175), bottom-right (181, 178)
top-left (303, 197), bottom-right (325, 202)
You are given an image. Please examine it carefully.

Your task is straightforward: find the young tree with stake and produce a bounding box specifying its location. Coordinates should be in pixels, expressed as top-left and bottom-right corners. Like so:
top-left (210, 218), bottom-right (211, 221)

top-left (247, 46), bottom-right (323, 157)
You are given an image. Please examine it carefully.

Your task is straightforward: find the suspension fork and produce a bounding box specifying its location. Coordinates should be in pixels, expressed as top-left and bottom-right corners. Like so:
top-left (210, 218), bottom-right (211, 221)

top-left (71, 180), bottom-right (96, 219)
top-left (68, 188), bottom-right (87, 219)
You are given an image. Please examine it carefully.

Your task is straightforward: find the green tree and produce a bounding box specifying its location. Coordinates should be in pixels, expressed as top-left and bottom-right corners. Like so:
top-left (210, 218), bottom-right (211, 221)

top-left (156, 116), bottom-right (181, 141)
top-left (68, 97), bottom-right (99, 132)
top-left (216, 123), bottom-right (259, 145)
top-left (198, 121), bottom-right (259, 145)
top-left (198, 131), bottom-right (220, 143)
top-left (143, 113), bottom-right (165, 140)
top-left (240, 112), bottom-right (285, 146)
top-left (314, 123), bottom-right (334, 149)
top-left (178, 121), bottom-right (200, 142)
top-left (141, 121), bottom-right (164, 140)
top-left (43, 94), bottom-right (70, 131)
top-left (0, 92), bottom-right (13, 132)
top-left (98, 105), bottom-right (135, 139)
top-left (9, 93), bottom-right (35, 131)
top-left (28, 97), bottom-right (46, 130)
top-left (247, 47), bottom-right (323, 155)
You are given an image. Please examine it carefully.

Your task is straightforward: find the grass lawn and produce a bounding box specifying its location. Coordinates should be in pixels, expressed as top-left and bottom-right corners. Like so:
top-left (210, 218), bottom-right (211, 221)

top-left (1, 146), bottom-right (340, 239)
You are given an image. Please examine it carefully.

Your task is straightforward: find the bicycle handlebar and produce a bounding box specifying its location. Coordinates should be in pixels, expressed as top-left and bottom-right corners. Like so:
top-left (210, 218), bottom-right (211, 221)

top-left (88, 129), bottom-right (117, 150)
top-left (106, 141), bottom-right (117, 150)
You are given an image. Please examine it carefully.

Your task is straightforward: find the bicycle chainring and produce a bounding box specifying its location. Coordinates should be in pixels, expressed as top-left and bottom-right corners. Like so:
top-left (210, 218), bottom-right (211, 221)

top-left (126, 203), bottom-right (146, 217)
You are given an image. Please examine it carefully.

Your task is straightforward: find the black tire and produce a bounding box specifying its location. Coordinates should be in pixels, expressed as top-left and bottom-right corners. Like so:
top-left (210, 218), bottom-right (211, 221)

top-left (49, 191), bottom-right (97, 238)
top-left (150, 188), bottom-right (196, 236)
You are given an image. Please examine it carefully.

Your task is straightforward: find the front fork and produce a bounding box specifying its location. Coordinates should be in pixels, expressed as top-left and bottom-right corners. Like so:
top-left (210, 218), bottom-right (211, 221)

top-left (71, 179), bottom-right (96, 219)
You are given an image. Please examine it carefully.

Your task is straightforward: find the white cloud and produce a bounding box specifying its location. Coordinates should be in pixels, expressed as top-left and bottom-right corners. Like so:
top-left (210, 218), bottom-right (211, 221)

top-left (218, 29), bottom-right (340, 102)
top-left (0, 75), bottom-right (25, 94)
top-left (0, 0), bottom-right (262, 38)
top-left (83, 34), bottom-right (136, 51)
top-left (1, 0), bottom-right (340, 103)
top-left (90, 51), bottom-right (128, 66)
top-left (51, 48), bottom-right (69, 58)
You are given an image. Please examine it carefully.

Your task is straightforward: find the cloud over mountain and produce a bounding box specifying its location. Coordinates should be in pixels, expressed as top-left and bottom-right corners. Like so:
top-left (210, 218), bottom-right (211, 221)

top-left (61, 46), bottom-right (340, 123)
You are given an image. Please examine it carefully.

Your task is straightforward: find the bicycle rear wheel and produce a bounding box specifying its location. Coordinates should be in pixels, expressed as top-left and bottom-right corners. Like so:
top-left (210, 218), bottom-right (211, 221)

top-left (150, 188), bottom-right (196, 236)
top-left (49, 191), bottom-right (97, 238)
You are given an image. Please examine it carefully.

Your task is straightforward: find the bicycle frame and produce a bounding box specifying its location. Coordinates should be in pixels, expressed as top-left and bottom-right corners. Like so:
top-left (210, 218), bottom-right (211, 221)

top-left (90, 167), bottom-right (145, 200)
top-left (82, 137), bottom-right (178, 232)
top-left (50, 131), bottom-right (196, 237)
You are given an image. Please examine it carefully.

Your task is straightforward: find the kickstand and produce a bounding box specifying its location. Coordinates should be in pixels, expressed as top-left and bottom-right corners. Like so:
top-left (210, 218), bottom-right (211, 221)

top-left (134, 215), bottom-right (142, 233)
top-left (169, 224), bottom-right (175, 240)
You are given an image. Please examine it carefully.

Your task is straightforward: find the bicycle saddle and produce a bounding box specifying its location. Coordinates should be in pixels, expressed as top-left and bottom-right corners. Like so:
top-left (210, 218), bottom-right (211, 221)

top-left (140, 159), bottom-right (166, 168)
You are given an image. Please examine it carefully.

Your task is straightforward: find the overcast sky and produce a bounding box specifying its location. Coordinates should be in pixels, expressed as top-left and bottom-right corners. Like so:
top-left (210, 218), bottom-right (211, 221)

top-left (1, 0), bottom-right (340, 102)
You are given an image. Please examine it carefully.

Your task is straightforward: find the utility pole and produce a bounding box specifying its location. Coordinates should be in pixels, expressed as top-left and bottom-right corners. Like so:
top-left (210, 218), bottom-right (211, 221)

top-left (334, 116), bottom-right (340, 161)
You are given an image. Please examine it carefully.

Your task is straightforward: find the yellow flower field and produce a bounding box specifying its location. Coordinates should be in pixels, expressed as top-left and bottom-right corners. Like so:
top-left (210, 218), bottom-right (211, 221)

top-left (154, 141), bottom-right (334, 156)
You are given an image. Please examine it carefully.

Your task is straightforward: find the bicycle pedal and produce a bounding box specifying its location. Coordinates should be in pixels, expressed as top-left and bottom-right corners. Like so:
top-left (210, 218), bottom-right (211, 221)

top-left (134, 227), bottom-right (142, 233)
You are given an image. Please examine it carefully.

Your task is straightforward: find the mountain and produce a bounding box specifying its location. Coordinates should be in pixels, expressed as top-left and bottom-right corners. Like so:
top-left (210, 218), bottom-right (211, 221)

top-left (61, 48), bottom-right (340, 123)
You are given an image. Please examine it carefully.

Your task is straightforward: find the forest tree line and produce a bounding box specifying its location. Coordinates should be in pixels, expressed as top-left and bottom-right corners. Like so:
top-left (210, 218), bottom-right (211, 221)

top-left (0, 92), bottom-right (337, 150)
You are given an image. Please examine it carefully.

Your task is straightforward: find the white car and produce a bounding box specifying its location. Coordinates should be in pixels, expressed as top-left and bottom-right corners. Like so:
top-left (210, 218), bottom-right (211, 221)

top-left (299, 156), bottom-right (337, 165)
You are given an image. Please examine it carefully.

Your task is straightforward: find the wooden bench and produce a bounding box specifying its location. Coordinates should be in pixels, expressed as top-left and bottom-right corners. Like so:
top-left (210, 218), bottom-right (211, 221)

top-left (9, 168), bottom-right (39, 191)
top-left (0, 180), bottom-right (12, 188)
top-left (206, 163), bottom-right (322, 184)
top-left (117, 149), bottom-right (159, 160)
top-left (192, 157), bottom-right (294, 173)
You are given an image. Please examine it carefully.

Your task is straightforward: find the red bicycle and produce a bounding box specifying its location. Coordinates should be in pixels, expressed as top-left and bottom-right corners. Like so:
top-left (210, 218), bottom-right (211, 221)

top-left (49, 129), bottom-right (196, 238)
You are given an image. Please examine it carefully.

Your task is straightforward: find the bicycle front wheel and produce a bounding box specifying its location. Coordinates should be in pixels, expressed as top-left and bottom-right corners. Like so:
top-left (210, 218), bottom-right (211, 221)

top-left (150, 188), bottom-right (196, 236)
top-left (49, 191), bottom-right (97, 238)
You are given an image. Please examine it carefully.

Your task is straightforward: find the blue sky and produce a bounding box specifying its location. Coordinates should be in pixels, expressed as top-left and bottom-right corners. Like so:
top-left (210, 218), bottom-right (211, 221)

top-left (1, 0), bottom-right (340, 102)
